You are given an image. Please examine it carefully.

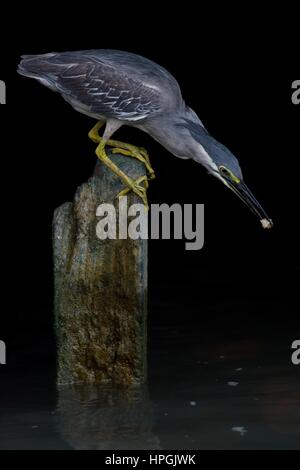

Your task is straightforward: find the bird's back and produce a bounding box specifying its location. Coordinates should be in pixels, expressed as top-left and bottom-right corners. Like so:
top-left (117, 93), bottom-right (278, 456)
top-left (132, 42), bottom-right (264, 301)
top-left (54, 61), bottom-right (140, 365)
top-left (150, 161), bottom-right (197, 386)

top-left (81, 49), bottom-right (180, 90)
top-left (18, 49), bottom-right (184, 121)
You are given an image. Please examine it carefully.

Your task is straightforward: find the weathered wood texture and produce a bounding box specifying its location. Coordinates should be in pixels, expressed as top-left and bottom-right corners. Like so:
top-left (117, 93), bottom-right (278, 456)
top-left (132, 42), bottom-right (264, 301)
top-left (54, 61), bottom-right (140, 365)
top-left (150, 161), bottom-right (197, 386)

top-left (53, 154), bottom-right (148, 386)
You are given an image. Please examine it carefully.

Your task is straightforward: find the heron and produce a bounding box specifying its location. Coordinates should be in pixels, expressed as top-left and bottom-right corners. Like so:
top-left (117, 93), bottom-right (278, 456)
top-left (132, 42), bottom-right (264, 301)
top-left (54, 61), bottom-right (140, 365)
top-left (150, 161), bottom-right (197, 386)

top-left (18, 49), bottom-right (273, 228)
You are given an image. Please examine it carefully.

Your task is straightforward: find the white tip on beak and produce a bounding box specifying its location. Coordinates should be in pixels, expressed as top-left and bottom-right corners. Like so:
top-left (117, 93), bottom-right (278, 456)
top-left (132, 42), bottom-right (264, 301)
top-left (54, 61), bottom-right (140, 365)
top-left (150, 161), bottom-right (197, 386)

top-left (260, 218), bottom-right (273, 229)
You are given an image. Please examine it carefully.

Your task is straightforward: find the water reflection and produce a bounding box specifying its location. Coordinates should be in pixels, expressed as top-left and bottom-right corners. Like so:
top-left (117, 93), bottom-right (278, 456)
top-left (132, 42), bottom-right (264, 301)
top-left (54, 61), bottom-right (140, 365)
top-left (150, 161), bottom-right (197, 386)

top-left (0, 324), bottom-right (299, 449)
top-left (56, 384), bottom-right (161, 450)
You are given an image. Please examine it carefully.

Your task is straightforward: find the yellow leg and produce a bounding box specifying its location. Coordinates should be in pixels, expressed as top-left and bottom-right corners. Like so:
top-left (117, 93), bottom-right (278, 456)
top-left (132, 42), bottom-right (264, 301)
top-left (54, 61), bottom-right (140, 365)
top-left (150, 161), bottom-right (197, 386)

top-left (88, 121), bottom-right (155, 180)
top-left (88, 121), bottom-right (105, 143)
top-left (95, 140), bottom-right (149, 209)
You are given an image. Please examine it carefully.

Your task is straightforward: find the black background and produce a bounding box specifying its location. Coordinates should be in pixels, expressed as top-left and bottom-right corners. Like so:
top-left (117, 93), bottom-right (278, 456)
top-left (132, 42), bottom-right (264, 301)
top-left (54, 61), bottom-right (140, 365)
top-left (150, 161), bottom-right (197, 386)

top-left (0, 10), bottom-right (299, 385)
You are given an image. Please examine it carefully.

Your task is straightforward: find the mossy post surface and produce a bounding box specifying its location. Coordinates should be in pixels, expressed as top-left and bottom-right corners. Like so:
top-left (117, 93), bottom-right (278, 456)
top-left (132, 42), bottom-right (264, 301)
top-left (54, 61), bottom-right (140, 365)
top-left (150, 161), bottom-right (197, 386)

top-left (53, 153), bottom-right (148, 386)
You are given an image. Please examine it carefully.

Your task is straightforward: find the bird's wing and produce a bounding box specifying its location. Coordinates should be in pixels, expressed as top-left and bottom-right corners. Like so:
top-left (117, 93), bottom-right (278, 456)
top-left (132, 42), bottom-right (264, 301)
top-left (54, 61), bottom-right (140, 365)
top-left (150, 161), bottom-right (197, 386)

top-left (22, 53), bottom-right (162, 121)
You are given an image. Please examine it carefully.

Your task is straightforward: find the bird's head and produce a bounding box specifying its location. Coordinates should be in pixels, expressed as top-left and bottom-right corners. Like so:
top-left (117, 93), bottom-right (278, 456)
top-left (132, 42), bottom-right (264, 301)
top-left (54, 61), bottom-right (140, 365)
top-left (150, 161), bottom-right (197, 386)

top-left (183, 118), bottom-right (273, 229)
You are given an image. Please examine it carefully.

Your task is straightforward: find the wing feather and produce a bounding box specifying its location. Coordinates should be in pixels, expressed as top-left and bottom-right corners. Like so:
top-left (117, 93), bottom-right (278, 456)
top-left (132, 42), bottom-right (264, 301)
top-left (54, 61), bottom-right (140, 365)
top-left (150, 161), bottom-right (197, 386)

top-left (53, 59), bottom-right (161, 120)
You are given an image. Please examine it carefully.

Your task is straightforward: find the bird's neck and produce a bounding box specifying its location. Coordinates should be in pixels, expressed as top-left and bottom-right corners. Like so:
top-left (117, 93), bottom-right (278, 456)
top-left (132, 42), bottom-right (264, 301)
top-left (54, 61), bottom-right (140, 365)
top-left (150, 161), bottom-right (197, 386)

top-left (183, 105), bottom-right (205, 128)
top-left (139, 106), bottom-right (206, 160)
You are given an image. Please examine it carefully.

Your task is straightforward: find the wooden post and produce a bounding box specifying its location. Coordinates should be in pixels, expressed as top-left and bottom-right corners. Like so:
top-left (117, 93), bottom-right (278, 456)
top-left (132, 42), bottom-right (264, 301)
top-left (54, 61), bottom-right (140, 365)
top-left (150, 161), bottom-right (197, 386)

top-left (53, 153), bottom-right (148, 386)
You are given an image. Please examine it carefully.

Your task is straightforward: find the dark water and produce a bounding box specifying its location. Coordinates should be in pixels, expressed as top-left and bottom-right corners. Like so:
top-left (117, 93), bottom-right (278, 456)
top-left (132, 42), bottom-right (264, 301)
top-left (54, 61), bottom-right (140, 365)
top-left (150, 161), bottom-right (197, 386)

top-left (0, 317), bottom-right (299, 450)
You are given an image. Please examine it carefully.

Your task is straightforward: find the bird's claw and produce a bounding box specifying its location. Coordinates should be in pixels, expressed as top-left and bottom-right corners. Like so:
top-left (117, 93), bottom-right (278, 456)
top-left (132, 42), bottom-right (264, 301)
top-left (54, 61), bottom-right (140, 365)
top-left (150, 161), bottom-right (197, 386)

top-left (111, 146), bottom-right (156, 182)
top-left (117, 176), bottom-right (149, 210)
top-left (147, 169), bottom-right (156, 181)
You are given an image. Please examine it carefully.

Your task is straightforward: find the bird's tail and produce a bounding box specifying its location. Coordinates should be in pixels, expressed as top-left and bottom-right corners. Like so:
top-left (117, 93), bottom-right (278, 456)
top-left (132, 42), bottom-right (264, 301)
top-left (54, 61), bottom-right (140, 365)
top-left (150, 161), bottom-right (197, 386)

top-left (17, 53), bottom-right (59, 90)
top-left (17, 53), bottom-right (58, 76)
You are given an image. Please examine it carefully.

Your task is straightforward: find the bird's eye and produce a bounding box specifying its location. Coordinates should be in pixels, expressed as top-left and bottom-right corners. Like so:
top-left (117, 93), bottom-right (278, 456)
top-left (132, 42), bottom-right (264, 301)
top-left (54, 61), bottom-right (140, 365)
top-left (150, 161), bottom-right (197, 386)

top-left (219, 166), bottom-right (231, 178)
top-left (219, 165), bottom-right (241, 184)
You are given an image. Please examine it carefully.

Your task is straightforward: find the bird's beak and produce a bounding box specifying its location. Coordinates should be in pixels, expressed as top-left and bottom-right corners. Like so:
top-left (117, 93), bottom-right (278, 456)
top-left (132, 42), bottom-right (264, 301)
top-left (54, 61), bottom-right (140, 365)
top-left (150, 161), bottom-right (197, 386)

top-left (224, 178), bottom-right (273, 229)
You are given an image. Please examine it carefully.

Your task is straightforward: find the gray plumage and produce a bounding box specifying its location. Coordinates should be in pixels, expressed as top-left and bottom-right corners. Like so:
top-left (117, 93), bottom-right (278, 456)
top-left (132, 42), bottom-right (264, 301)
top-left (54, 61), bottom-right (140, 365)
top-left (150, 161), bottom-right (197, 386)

top-left (18, 50), bottom-right (181, 121)
top-left (17, 50), bottom-right (208, 160)
top-left (17, 49), bottom-right (272, 227)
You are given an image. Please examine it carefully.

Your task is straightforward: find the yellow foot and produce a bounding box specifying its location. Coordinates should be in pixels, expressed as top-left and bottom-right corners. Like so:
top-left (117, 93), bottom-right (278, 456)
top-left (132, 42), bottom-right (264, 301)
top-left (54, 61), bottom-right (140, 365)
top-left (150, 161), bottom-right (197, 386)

top-left (88, 122), bottom-right (155, 180)
top-left (90, 122), bottom-right (154, 209)
top-left (117, 175), bottom-right (149, 210)
top-left (111, 144), bottom-right (155, 181)
top-left (95, 142), bottom-right (150, 209)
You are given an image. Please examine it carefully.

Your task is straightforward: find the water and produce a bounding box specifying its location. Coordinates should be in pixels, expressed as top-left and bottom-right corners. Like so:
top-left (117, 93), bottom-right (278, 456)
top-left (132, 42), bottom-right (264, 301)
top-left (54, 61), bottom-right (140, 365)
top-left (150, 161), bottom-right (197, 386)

top-left (0, 319), bottom-right (299, 450)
